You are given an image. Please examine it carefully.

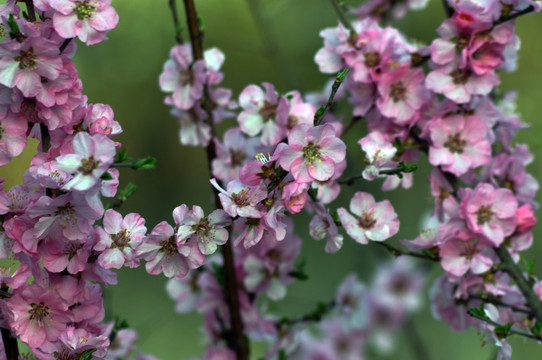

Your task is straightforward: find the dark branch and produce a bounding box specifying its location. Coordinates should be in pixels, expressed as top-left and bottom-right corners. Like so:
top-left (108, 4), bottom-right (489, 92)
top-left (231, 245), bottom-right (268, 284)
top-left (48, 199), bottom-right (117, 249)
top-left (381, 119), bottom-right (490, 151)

top-left (467, 309), bottom-right (542, 341)
top-left (328, 0), bottom-right (355, 33)
top-left (493, 246), bottom-right (542, 324)
top-left (314, 69), bottom-right (349, 126)
top-left (493, 5), bottom-right (536, 26)
top-left (168, 0), bottom-right (183, 44)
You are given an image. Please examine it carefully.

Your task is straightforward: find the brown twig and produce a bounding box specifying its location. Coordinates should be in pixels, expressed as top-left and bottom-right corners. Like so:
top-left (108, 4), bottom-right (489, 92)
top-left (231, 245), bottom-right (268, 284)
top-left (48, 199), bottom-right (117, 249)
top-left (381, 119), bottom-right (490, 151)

top-left (169, 0), bottom-right (183, 44)
top-left (328, 0), bottom-right (355, 33)
top-left (493, 246), bottom-right (542, 324)
top-left (373, 241), bottom-right (440, 262)
top-left (179, 1), bottom-right (249, 358)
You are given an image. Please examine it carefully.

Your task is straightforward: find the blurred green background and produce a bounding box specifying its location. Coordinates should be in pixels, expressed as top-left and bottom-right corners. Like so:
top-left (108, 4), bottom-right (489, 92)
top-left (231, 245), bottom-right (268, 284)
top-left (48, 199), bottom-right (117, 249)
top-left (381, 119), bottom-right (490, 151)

top-left (2, 0), bottom-right (542, 358)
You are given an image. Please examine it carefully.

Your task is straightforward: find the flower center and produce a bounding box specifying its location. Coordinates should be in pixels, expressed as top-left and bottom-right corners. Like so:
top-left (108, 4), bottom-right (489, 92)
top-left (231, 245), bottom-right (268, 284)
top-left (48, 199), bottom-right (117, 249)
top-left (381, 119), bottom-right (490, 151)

top-left (458, 239), bottom-right (478, 259)
top-left (259, 101), bottom-right (277, 120)
top-left (63, 242), bottom-right (84, 260)
top-left (455, 33), bottom-right (470, 52)
top-left (160, 236), bottom-right (178, 255)
top-left (450, 68), bottom-right (471, 85)
top-left (15, 48), bottom-right (37, 70)
top-left (112, 229), bottom-right (131, 249)
top-left (303, 142), bottom-right (321, 167)
top-left (29, 302), bottom-right (50, 323)
top-left (230, 150), bottom-right (245, 167)
top-left (232, 188), bottom-right (250, 207)
top-left (178, 69), bottom-right (193, 84)
top-left (444, 133), bottom-right (466, 153)
top-left (358, 210), bottom-right (376, 229)
top-left (75, 1), bottom-right (97, 20)
top-left (193, 217), bottom-right (215, 244)
top-left (78, 156), bottom-right (100, 175)
top-left (389, 82), bottom-right (407, 102)
top-left (287, 115), bottom-right (298, 130)
top-left (364, 52), bottom-right (380, 68)
top-left (476, 205), bottom-right (493, 225)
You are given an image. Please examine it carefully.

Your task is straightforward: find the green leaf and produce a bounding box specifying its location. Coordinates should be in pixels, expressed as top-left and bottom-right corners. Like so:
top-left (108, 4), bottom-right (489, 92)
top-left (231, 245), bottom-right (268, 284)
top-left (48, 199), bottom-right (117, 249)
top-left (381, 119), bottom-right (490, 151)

top-left (290, 258), bottom-right (309, 281)
top-left (530, 321), bottom-right (541, 337)
top-left (77, 349), bottom-right (97, 360)
top-left (398, 161), bottom-right (418, 173)
top-left (523, 258), bottom-right (535, 275)
top-left (278, 349), bottom-right (287, 360)
top-left (115, 147), bottom-right (131, 163)
top-left (468, 306), bottom-right (486, 319)
top-left (114, 316), bottom-right (130, 330)
top-left (100, 172), bottom-right (113, 181)
top-left (336, 68), bottom-right (350, 82)
top-left (314, 106), bottom-right (325, 119)
top-left (495, 322), bottom-right (513, 339)
top-left (133, 156), bottom-right (156, 170)
top-left (120, 183), bottom-right (138, 198)
top-left (7, 14), bottom-right (20, 39)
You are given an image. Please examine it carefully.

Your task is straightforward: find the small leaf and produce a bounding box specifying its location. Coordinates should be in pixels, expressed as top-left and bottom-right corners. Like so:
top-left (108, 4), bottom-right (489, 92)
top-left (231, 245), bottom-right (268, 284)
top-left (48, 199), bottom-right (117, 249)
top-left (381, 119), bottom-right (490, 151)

top-left (523, 258), bottom-right (535, 275)
top-left (7, 14), bottom-right (20, 39)
top-left (468, 306), bottom-right (486, 319)
top-left (314, 106), bottom-right (325, 119)
top-left (120, 183), bottom-right (138, 198)
top-left (134, 156), bottom-right (156, 170)
top-left (77, 349), bottom-right (97, 360)
top-left (495, 322), bottom-right (513, 339)
top-left (531, 321), bottom-right (541, 337)
top-left (115, 148), bottom-right (131, 163)
top-left (100, 172), bottom-right (113, 181)
top-left (336, 68), bottom-right (350, 82)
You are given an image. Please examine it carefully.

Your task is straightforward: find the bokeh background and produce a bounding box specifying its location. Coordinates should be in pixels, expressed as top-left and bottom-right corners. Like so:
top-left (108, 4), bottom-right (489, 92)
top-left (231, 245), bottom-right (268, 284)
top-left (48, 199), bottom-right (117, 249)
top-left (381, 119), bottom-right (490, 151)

top-left (2, 0), bottom-right (542, 358)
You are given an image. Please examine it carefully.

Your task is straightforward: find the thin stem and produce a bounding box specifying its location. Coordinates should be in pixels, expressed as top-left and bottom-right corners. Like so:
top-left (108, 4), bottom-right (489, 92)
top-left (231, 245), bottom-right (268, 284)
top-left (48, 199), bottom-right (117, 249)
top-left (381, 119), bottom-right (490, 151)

top-left (494, 246), bottom-right (542, 324)
top-left (468, 293), bottom-right (533, 316)
top-left (182, 0), bottom-right (203, 61)
top-left (440, 0), bottom-right (454, 17)
top-left (1, 287), bottom-right (17, 360)
top-left (23, 0), bottom-right (36, 22)
top-left (328, 0), bottom-right (355, 33)
top-left (59, 38), bottom-right (72, 54)
top-left (314, 69), bottom-right (349, 126)
top-left (168, 0), bottom-right (183, 44)
top-left (246, 0), bottom-right (302, 90)
top-left (493, 5), bottom-right (535, 27)
top-left (467, 309), bottom-right (542, 341)
top-left (179, 2), bottom-right (249, 358)
top-left (342, 116), bottom-right (362, 137)
top-left (278, 300), bottom-right (336, 327)
top-left (404, 319), bottom-right (431, 360)
top-left (373, 241), bottom-right (440, 262)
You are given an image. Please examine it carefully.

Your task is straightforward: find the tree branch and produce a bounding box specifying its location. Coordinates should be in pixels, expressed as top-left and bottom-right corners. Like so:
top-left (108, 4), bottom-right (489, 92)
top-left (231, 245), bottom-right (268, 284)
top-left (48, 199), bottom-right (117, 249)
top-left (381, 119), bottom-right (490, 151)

top-left (493, 246), bottom-right (542, 324)
top-left (467, 308), bottom-right (542, 341)
top-left (328, 0), bottom-right (355, 33)
top-left (169, 0), bottom-right (183, 44)
top-left (373, 241), bottom-right (440, 262)
top-left (179, 2), bottom-right (249, 358)
top-left (493, 5), bottom-right (536, 27)
top-left (314, 69), bottom-right (349, 126)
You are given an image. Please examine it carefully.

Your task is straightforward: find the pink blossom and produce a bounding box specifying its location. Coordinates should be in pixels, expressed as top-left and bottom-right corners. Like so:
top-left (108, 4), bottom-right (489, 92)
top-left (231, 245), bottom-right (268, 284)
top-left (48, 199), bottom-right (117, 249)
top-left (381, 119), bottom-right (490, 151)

top-left (237, 82), bottom-right (289, 146)
top-left (278, 124), bottom-right (346, 183)
top-left (6, 284), bottom-right (72, 348)
top-left (159, 44), bottom-right (206, 110)
top-left (459, 183), bottom-right (518, 246)
top-left (376, 65), bottom-right (427, 123)
top-left (212, 127), bottom-right (258, 183)
top-left (337, 191), bottom-right (399, 244)
top-left (358, 131), bottom-right (397, 181)
top-left (50, 0), bottom-right (119, 45)
top-left (428, 114), bottom-right (491, 176)
top-left (176, 206), bottom-right (231, 255)
top-left (56, 131), bottom-right (116, 191)
top-left (0, 37), bottom-right (62, 97)
top-left (439, 238), bottom-right (493, 278)
top-left (94, 209), bottom-right (147, 269)
top-left (309, 203), bottom-right (344, 253)
top-left (136, 220), bottom-right (204, 278)
top-left (425, 63), bottom-right (499, 103)
top-left (210, 178), bottom-right (267, 218)
top-left (0, 113), bottom-right (27, 166)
